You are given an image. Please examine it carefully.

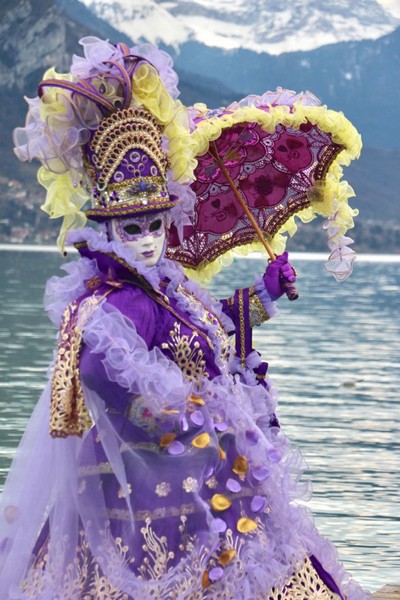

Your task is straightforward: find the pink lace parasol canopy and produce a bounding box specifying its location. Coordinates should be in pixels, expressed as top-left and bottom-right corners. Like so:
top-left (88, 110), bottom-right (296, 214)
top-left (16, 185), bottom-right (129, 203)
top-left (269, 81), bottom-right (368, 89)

top-left (167, 115), bottom-right (343, 269)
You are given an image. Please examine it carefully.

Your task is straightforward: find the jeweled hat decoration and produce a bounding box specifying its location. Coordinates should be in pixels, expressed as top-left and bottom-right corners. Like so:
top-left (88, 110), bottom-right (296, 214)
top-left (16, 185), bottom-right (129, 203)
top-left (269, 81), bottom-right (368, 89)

top-left (83, 106), bottom-right (177, 221)
top-left (13, 37), bottom-right (196, 250)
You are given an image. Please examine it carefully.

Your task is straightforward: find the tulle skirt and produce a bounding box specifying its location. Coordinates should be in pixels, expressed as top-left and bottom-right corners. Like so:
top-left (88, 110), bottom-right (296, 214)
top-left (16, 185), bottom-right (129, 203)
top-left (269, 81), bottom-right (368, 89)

top-left (0, 367), bottom-right (371, 599)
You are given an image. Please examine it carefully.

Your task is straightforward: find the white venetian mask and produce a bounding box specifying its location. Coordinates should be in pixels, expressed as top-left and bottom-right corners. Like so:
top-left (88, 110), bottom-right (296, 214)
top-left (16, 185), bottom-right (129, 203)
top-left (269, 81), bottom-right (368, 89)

top-left (109, 213), bottom-right (167, 267)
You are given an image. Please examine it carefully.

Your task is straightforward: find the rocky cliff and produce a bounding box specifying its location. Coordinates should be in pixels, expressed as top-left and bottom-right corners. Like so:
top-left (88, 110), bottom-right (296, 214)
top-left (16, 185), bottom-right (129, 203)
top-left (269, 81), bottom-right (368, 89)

top-left (0, 0), bottom-right (122, 173)
top-left (0, 0), bottom-right (234, 174)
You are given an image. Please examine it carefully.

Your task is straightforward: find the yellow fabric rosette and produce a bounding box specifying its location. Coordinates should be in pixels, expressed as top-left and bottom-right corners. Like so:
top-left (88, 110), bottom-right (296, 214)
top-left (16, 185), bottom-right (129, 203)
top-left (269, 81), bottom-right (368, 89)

top-left (38, 167), bottom-right (88, 252)
top-left (131, 64), bottom-right (196, 184)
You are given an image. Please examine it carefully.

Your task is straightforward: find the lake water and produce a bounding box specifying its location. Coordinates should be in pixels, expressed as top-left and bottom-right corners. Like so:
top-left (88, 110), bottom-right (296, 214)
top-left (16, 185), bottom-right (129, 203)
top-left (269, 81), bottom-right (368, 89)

top-left (0, 247), bottom-right (399, 593)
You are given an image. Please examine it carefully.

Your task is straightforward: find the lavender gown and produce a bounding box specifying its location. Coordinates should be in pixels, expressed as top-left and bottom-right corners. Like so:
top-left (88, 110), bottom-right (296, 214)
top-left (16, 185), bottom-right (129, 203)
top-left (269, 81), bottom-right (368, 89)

top-left (0, 228), bottom-right (370, 599)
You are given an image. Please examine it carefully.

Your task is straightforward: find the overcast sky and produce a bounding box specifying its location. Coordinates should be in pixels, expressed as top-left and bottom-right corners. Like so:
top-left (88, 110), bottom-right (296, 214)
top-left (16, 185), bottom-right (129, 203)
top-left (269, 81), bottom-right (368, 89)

top-left (377, 0), bottom-right (400, 18)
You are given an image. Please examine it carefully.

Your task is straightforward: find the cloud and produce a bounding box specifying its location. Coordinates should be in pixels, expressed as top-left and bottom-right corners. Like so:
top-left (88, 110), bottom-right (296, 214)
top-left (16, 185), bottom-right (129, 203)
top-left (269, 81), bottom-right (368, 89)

top-left (377, 0), bottom-right (400, 19)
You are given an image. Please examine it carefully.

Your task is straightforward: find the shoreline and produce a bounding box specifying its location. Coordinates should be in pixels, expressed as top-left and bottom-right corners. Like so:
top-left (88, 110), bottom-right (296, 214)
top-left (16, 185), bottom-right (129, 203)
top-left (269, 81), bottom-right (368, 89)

top-left (1, 244), bottom-right (400, 262)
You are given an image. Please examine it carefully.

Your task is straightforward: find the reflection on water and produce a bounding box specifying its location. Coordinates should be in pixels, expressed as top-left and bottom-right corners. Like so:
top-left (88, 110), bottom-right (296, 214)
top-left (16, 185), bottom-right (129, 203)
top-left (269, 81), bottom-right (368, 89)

top-left (0, 249), bottom-right (399, 591)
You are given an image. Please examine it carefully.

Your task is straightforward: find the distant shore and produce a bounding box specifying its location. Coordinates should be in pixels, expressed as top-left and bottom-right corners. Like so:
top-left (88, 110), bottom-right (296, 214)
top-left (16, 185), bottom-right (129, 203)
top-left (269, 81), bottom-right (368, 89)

top-left (1, 243), bottom-right (400, 262)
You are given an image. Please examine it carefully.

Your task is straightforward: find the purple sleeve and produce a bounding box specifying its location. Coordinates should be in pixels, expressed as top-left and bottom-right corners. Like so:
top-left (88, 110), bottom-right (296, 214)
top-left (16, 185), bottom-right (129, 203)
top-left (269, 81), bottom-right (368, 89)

top-left (79, 344), bottom-right (128, 412)
top-left (253, 276), bottom-right (278, 320)
top-left (220, 279), bottom-right (277, 331)
top-left (79, 293), bottom-right (191, 419)
top-left (105, 285), bottom-right (158, 346)
top-left (79, 286), bottom-right (158, 413)
top-left (220, 298), bottom-right (235, 333)
top-left (220, 282), bottom-right (275, 385)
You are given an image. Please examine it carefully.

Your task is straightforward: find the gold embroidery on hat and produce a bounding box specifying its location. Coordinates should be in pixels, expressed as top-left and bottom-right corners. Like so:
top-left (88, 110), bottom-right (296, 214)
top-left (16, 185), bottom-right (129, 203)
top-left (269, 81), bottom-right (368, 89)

top-left (90, 107), bottom-right (169, 188)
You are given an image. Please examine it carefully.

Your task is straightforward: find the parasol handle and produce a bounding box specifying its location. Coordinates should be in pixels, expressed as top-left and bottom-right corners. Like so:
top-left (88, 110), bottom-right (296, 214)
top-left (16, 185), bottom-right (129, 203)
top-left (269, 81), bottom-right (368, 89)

top-left (210, 146), bottom-right (299, 301)
top-left (281, 280), bottom-right (299, 302)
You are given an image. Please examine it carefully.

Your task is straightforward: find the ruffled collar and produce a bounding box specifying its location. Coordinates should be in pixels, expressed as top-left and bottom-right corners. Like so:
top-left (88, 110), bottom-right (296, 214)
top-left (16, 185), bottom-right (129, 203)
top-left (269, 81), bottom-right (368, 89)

top-left (67, 227), bottom-right (185, 292)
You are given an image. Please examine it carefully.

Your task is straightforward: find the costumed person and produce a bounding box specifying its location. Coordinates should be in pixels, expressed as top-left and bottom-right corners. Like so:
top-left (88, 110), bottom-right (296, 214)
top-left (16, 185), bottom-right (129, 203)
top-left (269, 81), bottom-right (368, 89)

top-left (0, 37), bottom-right (370, 600)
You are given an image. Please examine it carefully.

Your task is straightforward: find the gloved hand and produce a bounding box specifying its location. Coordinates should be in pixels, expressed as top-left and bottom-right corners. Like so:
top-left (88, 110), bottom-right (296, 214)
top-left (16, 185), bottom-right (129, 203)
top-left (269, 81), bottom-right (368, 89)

top-left (263, 251), bottom-right (297, 301)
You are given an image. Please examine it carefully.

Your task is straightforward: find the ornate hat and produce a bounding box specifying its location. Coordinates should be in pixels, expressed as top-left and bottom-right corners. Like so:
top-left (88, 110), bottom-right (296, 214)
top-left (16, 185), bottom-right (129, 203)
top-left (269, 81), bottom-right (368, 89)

top-left (83, 106), bottom-right (178, 221)
top-left (13, 38), bottom-right (195, 249)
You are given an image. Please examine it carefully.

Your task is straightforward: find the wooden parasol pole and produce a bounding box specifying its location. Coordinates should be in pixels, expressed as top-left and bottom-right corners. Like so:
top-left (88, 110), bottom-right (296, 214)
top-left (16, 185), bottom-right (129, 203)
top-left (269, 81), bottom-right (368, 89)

top-left (209, 143), bottom-right (299, 300)
top-left (209, 144), bottom-right (275, 260)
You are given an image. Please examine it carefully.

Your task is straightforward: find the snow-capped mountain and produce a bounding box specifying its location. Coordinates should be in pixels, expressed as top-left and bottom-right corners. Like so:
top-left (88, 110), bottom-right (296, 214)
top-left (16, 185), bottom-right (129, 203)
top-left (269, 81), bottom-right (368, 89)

top-left (0, 0), bottom-right (399, 247)
top-left (81, 0), bottom-right (399, 54)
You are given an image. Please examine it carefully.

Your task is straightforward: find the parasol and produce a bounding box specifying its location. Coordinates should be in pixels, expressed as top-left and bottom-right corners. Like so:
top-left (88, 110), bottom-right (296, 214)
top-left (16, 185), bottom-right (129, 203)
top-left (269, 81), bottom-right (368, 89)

top-left (167, 88), bottom-right (362, 286)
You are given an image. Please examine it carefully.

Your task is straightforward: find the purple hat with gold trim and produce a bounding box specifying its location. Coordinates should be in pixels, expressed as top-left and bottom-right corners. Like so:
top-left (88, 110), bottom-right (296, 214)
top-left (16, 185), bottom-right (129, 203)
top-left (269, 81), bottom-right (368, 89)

top-left (13, 38), bottom-right (190, 249)
top-left (83, 106), bottom-right (178, 221)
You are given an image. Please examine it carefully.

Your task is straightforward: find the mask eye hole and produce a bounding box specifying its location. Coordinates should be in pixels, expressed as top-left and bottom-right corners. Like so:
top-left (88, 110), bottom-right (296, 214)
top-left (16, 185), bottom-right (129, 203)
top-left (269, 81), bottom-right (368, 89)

top-left (123, 223), bottom-right (142, 236)
top-left (149, 219), bottom-right (163, 233)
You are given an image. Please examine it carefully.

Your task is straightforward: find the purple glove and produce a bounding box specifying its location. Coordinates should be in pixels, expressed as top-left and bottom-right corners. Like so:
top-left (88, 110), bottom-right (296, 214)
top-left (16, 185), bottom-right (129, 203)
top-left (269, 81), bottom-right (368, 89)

top-left (263, 252), bottom-right (297, 301)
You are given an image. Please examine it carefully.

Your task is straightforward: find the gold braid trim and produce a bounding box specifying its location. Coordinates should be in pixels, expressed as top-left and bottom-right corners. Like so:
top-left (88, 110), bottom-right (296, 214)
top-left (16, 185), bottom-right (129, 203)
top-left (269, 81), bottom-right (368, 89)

top-left (237, 289), bottom-right (247, 369)
top-left (50, 293), bottom-right (111, 438)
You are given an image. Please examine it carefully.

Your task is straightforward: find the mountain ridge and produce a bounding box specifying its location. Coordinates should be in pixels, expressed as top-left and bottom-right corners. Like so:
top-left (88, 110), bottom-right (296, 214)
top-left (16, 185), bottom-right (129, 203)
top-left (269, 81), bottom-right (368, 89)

top-left (80, 0), bottom-right (400, 55)
top-left (166, 26), bottom-right (400, 150)
top-left (0, 0), bottom-right (397, 252)
top-left (58, 0), bottom-right (400, 150)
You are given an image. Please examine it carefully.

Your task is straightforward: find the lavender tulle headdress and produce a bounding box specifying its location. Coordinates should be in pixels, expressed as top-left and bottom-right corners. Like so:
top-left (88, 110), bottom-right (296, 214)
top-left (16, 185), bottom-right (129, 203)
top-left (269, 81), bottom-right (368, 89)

top-left (13, 37), bottom-right (197, 250)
